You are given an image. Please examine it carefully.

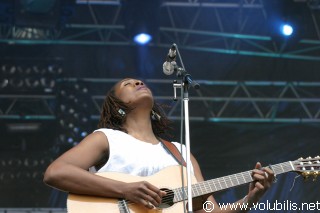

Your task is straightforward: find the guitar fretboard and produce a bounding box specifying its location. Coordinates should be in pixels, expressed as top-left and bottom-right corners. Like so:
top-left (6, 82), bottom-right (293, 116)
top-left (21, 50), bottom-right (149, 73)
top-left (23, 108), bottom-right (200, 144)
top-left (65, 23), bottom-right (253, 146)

top-left (173, 161), bottom-right (294, 202)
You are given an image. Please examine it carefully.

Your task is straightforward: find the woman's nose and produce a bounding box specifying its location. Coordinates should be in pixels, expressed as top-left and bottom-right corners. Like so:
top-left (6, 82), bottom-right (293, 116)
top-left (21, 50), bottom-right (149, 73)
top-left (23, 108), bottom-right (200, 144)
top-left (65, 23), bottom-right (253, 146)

top-left (135, 81), bottom-right (144, 86)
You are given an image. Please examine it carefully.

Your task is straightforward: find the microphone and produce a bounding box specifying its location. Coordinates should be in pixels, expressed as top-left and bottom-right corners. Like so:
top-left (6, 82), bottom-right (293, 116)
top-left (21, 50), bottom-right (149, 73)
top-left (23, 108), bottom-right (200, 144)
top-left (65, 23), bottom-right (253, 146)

top-left (163, 44), bottom-right (177, 75)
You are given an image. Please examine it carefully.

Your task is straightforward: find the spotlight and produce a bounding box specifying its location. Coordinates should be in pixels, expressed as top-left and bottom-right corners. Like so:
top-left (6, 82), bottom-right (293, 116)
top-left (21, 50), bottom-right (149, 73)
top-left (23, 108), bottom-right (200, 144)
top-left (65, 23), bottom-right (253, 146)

top-left (0, 79), bottom-right (9, 88)
top-left (73, 127), bottom-right (79, 133)
top-left (40, 77), bottom-right (55, 91)
top-left (9, 78), bottom-right (24, 89)
top-left (25, 77), bottom-right (40, 89)
top-left (133, 33), bottom-right (152, 45)
top-left (67, 137), bottom-right (73, 143)
top-left (281, 24), bottom-right (293, 36)
top-left (123, 0), bottom-right (160, 45)
top-left (80, 131), bottom-right (87, 137)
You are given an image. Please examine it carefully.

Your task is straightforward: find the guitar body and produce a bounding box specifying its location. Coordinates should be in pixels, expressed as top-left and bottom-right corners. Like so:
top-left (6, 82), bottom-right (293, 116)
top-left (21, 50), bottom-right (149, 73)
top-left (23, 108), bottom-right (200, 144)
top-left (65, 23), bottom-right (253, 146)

top-left (67, 165), bottom-right (197, 213)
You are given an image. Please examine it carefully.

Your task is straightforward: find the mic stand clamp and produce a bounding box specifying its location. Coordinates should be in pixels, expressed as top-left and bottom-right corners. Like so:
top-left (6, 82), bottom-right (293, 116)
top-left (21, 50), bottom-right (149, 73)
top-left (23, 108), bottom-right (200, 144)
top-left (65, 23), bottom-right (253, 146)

top-left (173, 80), bottom-right (179, 101)
top-left (173, 64), bottom-right (200, 91)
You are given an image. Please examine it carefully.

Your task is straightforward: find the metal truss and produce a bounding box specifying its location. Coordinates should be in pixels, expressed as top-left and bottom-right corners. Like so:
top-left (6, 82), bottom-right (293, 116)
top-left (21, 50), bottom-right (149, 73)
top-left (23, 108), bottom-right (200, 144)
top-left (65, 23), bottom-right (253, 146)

top-left (1, 0), bottom-right (320, 61)
top-left (1, 79), bottom-right (320, 123)
top-left (0, 94), bottom-right (56, 120)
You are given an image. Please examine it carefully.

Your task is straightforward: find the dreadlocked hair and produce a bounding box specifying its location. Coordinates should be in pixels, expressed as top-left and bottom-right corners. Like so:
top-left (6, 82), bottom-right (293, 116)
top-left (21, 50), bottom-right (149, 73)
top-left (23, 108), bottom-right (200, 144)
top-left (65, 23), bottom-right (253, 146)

top-left (98, 87), bottom-right (132, 133)
top-left (151, 102), bottom-right (174, 139)
top-left (98, 87), bottom-right (174, 139)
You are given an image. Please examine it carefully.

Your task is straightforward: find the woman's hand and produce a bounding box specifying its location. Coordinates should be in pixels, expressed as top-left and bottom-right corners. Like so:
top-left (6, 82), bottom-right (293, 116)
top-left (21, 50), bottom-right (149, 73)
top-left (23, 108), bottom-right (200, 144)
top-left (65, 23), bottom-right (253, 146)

top-left (121, 181), bottom-right (166, 209)
top-left (246, 162), bottom-right (275, 206)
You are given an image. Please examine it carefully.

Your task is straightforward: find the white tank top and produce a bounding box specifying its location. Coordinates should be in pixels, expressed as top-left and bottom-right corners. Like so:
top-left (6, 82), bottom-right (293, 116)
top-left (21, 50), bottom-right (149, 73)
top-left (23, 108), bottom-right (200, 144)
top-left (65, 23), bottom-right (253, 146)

top-left (94, 128), bottom-right (193, 177)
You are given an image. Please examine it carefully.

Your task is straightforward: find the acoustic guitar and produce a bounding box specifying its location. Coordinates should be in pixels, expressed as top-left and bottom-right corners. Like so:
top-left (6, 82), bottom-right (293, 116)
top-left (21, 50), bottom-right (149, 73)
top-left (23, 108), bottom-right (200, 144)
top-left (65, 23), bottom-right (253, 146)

top-left (67, 156), bottom-right (319, 213)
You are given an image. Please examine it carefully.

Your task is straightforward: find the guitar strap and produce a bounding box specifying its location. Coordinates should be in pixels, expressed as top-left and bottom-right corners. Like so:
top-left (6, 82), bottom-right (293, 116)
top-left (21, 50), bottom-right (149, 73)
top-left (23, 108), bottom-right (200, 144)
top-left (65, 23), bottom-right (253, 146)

top-left (160, 139), bottom-right (187, 167)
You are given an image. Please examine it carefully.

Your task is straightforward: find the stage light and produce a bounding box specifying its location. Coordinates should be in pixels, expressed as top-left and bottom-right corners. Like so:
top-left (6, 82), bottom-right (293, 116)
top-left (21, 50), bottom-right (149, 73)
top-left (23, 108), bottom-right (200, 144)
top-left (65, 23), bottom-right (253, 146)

top-left (80, 131), bottom-right (87, 137)
top-left (0, 79), bottom-right (8, 88)
top-left (8, 159), bottom-right (22, 167)
top-left (73, 127), bottom-right (79, 132)
top-left (23, 157), bottom-right (39, 168)
top-left (56, 80), bottom-right (92, 149)
top-left (16, 171), bottom-right (31, 180)
top-left (9, 78), bottom-right (24, 88)
top-left (281, 24), bottom-right (293, 36)
top-left (133, 33), bottom-right (152, 45)
top-left (25, 77), bottom-right (40, 88)
top-left (40, 77), bottom-right (56, 92)
top-left (67, 137), bottom-right (74, 143)
top-left (123, 0), bottom-right (160, 45)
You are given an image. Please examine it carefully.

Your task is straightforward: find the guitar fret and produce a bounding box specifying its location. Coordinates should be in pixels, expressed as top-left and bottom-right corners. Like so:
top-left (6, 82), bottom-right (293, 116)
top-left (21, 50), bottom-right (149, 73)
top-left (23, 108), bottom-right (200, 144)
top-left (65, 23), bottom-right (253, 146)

top-left (226, 176), bottom-right (230, 188)
top-left (200, 182), bottom-right (204, 196)
top-left (241, 172), bottom-right (246, 183)
top-left (207, 180), bottom-right (213, 194)
top-left (212, 179), bottom-right (218, 192)
top-left (195, 184), bottom-right (199, 197)
top-left (222, 177), bottom-right (228, 189)
top-left (199, 182), bottom-right (205, 195)
top-left (195, 183), bottom-right (201, 197)
top-left (193, 185), bottom-right (199, 197)
top-left (228, 175), bottom-right (233, 187)
top-left (222, 177), bottom-right (227, 189)
top-left (289, 161), bottom-right (294, 171)
top-left (235, 174), bottom-right (240, 185)
top-left (218, 178), bottom-right (223, 190)
top-left (276, 162), bottom-right (291, 175)
top-left (247, 171), bottom-right (253, 182)
top-left (203, 182), bottom-right (208, 194)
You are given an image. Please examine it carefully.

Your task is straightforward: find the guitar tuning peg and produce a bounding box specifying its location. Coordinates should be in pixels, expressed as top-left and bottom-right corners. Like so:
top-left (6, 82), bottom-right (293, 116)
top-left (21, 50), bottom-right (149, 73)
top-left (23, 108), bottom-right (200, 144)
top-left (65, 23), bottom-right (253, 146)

top-left (302, 171), bottom-right (310, 180)
top-left (298, 157), bottom-right (304, 160)
top-left (307, 156), bottom-right (312, 159)
top-left (312, 172), bottom-right (318, 182)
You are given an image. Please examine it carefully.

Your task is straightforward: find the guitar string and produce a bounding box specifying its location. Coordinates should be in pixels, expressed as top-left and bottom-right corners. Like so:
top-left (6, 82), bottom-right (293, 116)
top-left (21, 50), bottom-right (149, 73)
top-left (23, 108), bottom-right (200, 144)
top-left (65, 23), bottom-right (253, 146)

top-left (88, 162), bottom-right (304, 210)
top-left (116, 170), bottom-right (258, 208)
top-left (117, 161), bottom-right (313, 209)
top-left (116, 170), bottom-right (255, 209)
top-left (117, 163), bottom-right (293, 208)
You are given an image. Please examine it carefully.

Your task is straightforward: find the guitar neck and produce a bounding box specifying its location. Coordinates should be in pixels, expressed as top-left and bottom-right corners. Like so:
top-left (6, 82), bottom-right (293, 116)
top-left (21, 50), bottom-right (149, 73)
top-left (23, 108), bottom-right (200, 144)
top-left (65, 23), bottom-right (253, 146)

top-left (174, 161), bottom-right (294, 202)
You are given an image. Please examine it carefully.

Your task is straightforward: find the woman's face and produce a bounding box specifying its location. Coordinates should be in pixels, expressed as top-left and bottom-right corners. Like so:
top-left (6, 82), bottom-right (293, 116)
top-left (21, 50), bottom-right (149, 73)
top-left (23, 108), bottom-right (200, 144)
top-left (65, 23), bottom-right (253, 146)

top-left (114, 78), bottom-right (153, 107)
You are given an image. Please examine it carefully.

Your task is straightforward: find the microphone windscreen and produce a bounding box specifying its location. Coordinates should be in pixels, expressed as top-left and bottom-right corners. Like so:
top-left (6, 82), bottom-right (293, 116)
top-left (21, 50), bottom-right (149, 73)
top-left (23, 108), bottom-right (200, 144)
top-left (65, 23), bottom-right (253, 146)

top-left (163, 62), bottom-right (174, 75)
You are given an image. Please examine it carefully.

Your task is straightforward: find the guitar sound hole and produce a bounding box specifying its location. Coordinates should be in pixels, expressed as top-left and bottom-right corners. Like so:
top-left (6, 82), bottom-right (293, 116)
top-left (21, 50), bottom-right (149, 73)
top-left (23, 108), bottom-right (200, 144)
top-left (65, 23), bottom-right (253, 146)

top-left (158, 188), bottom-right (174, 209)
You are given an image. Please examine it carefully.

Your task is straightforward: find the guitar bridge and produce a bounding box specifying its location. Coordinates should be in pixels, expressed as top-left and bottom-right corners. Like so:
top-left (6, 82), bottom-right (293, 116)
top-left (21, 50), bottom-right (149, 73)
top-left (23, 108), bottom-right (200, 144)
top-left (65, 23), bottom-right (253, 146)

top-left (118, 199), bottom-right (130, 213)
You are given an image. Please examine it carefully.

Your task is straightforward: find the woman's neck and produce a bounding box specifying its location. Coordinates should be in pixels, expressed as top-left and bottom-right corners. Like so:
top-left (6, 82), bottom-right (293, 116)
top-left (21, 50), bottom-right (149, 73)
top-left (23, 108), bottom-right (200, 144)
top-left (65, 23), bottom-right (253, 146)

top-left (123, 111), bottom-right (159, 144)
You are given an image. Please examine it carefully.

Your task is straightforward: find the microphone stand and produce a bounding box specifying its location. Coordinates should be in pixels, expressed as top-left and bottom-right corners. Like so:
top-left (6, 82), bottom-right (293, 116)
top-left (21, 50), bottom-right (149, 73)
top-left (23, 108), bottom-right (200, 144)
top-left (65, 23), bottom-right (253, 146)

top-left (171, 43), bottom-right (200, 213)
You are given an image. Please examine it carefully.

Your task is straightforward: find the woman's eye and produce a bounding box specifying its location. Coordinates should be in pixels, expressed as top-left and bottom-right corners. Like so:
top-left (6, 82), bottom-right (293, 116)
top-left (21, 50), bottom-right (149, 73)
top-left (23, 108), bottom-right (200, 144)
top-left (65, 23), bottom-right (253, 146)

top-left (124, 82), bottom-right (131, 86)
